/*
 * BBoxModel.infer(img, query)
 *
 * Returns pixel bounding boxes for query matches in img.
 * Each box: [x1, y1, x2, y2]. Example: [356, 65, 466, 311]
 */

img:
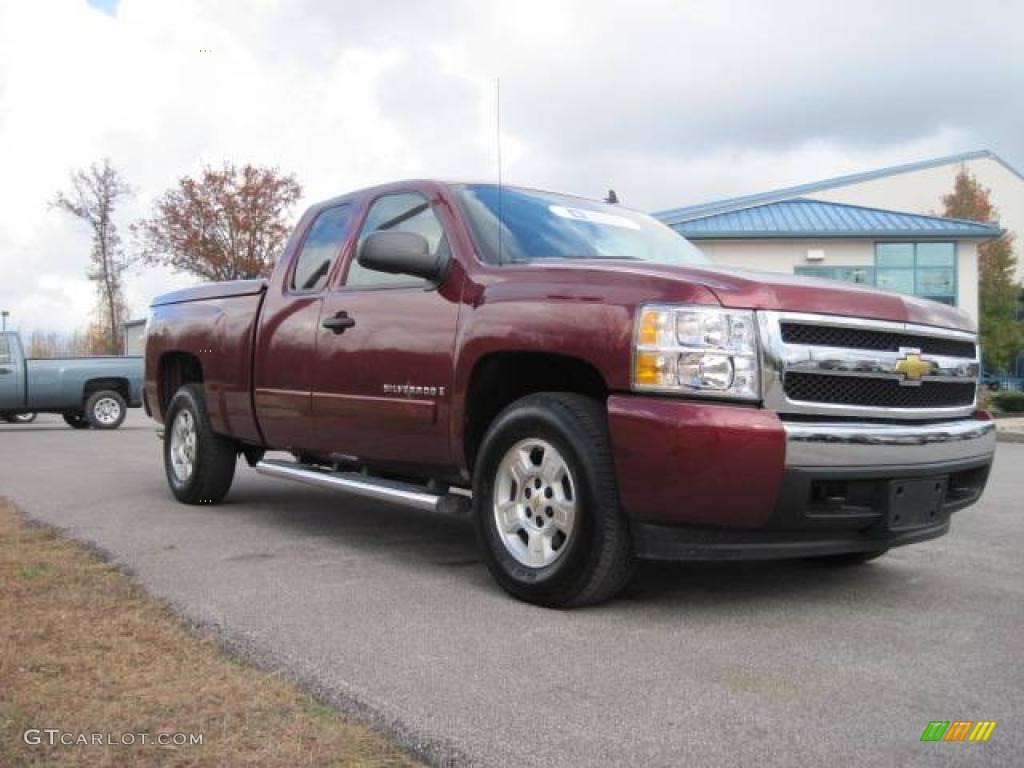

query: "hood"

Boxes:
[689, 265, 974, 332]
[533, 260, 974, 332]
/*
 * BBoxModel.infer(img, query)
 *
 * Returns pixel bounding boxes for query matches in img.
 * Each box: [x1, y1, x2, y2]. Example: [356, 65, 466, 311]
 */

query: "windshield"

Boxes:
[452, 184, 708, 267]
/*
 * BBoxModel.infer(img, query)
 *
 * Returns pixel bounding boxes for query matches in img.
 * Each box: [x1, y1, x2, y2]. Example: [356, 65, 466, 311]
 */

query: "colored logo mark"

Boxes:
[920, 720, 997, 742]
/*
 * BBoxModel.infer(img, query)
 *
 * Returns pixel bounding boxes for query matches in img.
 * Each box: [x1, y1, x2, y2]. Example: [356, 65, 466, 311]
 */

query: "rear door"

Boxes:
[311, 189, 464, 473]
[0, 335, 25, 410]
[253, 204, 355, 450]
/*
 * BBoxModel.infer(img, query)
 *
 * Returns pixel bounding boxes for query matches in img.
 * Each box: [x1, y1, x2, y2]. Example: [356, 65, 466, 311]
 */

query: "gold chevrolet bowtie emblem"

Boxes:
[894, 352, 933, 382]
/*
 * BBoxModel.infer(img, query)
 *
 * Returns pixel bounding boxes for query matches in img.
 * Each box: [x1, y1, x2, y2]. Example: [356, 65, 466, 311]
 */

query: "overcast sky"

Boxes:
[1, 0, 1021, 336]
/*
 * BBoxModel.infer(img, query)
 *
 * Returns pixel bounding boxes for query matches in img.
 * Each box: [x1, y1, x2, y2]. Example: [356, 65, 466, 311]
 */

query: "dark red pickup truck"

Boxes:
[145, 180, 996, 606]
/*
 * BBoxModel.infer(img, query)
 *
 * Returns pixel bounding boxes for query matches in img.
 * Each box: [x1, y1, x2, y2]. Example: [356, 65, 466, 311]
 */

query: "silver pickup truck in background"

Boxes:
[0, 331, 143, 429]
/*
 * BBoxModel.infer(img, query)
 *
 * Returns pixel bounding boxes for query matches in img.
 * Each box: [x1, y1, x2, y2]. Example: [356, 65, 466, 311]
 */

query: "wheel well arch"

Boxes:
[83, 377, 131, 405]
[462, 351, 609, 473]
[157, 352, 204, 417]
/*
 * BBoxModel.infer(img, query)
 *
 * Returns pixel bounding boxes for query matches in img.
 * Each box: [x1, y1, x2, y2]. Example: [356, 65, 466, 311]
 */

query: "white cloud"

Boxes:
[0, 0, 1020, 336]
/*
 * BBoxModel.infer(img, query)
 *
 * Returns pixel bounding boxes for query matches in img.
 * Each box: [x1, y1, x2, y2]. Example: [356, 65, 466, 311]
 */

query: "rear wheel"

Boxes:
[63, 412, 91, 429]
[473, 393, 635, 608]
[9, 412, 37, 424]
[85, 390, 126, 430]
[163, 384, 237, 505]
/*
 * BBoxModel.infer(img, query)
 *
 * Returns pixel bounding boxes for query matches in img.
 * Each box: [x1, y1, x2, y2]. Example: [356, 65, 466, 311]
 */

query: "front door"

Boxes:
[253, 203, 355, 450]
[0, 335, 24, 410]
[311, 190, 463, 474]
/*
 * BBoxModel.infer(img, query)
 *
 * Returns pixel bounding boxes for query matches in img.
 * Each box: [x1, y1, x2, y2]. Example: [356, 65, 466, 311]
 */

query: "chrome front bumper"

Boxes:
[783, 417, 996, 468]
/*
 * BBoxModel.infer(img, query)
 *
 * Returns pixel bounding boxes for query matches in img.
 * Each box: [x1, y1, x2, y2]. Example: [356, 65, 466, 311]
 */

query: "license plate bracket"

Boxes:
[887, 477, 947, 530]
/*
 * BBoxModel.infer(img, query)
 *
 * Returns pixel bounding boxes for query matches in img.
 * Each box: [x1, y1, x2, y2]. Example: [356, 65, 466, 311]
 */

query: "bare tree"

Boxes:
[134, 163, 302, 281]
[52, 159, 133, 355]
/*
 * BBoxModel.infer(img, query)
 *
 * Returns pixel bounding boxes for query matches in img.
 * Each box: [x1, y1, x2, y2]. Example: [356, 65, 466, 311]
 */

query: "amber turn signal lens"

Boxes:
[634, 352, 663, 385]
[637, 310, 663, 347]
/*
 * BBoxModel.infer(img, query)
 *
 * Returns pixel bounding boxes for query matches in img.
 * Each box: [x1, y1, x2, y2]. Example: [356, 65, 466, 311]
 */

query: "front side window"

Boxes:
[452, 184, 708, 267]
[290, 204, 353, 293]
[345, 192, 447, 288]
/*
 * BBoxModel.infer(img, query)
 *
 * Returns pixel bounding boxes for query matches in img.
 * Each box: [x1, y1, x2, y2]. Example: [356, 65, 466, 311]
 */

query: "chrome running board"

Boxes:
[255, 459, 470, 515]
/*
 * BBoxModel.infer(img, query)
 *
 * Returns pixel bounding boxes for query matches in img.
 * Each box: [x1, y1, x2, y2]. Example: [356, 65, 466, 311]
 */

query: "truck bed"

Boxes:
[25, 357, 143, 410]
[146, 280, 267, 444]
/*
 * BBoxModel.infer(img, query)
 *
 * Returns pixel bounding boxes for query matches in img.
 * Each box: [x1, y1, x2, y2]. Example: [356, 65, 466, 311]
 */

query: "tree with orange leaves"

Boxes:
[135, 163, 302, 282]
[942, 168, 1022, 373]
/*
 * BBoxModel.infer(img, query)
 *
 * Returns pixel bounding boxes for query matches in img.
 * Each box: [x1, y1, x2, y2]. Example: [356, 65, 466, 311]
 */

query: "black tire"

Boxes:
[806, 550, 887, 567]
[85, 390, 127, 430]
[1, 414, 15, 423]
[473, 392, 635, 608]
[11, 412, 37, 423]
[163, 384, 237, 505]
[63, 412, 91, 429]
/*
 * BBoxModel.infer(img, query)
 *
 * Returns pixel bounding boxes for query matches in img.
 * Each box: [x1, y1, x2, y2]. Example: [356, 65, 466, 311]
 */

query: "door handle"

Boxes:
[322, 311, 356, 334]
[0, 367, 11, 374]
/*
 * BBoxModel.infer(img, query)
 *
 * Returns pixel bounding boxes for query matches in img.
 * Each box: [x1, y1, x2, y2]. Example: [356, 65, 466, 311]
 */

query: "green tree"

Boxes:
[941, 168, 1022, 373]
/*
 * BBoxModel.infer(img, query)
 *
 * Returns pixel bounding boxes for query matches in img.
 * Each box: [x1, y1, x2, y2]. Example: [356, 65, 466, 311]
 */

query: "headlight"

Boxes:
[633, 305, 760, 400]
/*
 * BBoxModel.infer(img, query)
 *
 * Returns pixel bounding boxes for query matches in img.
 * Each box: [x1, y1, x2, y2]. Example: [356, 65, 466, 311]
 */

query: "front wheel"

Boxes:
[163, 384, 237, 505]
[473, 393, 635, 608]
[85, 390, 126, 430]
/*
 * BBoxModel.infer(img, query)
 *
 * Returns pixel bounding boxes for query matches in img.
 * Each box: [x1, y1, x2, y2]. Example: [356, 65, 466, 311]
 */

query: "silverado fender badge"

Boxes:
[383, 383, 446, 398]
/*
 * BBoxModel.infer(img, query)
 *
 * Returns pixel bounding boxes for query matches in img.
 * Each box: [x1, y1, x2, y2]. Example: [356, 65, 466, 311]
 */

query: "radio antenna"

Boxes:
[496, 77, 503, 266]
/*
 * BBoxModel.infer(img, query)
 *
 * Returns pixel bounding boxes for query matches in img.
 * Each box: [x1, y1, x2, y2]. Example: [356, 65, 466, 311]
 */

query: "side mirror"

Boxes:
[357, 231, 447, 283]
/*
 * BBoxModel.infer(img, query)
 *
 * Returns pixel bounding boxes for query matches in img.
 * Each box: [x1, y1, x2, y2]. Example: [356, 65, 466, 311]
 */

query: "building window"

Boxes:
[794, 265, 874, 285]
[875, 242, 956, 305]
[795, 243, 958, 306]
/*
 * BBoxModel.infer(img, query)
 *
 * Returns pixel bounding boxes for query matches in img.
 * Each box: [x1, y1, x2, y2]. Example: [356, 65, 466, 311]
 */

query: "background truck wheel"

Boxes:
[806, 550, 887, 566]
[163, 383, 237, 505]
[473, 392, 635, 608]
[85, 390, 126, 430]
[63, 412, 91, 429]
[4, 412, 37, 424]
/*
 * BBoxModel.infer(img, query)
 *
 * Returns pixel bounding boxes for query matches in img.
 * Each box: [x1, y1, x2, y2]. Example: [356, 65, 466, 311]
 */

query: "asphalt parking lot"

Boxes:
[1, 411, 1021, 767]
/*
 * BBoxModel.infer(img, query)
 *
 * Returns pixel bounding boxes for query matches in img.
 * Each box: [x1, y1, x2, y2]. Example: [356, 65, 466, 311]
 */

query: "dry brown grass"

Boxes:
[0, 502, 420, 767]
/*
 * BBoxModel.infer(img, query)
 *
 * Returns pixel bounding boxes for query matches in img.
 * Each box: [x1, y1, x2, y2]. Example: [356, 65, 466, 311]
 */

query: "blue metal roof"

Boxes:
[654, 149, 1022, 225]
[672, 198, 1003, 240]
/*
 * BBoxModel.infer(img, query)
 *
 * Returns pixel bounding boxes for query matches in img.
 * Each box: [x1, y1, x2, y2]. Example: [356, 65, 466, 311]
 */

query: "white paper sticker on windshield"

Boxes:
[549, 205, 641, 230]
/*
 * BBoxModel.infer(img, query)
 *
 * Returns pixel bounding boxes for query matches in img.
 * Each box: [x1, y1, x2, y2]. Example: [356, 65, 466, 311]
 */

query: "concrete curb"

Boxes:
[996, 431, 1024, 444]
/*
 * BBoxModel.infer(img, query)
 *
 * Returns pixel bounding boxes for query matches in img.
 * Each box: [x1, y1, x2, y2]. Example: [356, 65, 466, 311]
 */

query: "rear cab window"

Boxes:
[290, 204, 353, 293]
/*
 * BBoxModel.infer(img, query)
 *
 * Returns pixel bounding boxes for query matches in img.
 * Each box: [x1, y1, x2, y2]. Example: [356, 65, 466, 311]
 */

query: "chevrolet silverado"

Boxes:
[145, 181, 995, 606]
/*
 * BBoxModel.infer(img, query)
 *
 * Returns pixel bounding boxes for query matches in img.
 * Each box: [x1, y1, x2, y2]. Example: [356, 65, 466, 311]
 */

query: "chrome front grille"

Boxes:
[782, 373, 977, 409]
[779, 322, 977, 359]
[760, 311, 979, 420]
